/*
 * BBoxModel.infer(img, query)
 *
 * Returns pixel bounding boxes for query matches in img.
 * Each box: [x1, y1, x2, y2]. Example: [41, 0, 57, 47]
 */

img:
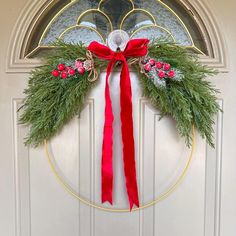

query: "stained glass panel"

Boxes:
[26, 0, 208, 57]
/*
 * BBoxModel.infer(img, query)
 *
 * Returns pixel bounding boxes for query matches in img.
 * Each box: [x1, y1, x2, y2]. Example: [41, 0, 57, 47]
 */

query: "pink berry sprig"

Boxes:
[51, 61, 86, 80]
[143, 58, 175, 80]
[75, 60, 86, 74]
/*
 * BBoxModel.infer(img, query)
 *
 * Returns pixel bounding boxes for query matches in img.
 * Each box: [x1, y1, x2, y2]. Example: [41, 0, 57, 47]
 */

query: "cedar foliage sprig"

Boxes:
[138, 41, 221, 147]
[19, 41, 106, 146]
[20, 40, 221, 148]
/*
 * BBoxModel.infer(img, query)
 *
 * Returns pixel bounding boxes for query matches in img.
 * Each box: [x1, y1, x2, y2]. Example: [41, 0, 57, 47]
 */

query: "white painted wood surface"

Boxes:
[0, 0, 236, 236]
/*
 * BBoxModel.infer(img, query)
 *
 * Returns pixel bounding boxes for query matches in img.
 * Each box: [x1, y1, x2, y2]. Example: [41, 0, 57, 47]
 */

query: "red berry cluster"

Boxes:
[143, 58, 175, 79]
[51, 61, 85, 79]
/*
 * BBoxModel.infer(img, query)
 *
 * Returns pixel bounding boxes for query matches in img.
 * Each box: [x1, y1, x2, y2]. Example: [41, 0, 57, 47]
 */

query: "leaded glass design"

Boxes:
[25, 0, 208, 58]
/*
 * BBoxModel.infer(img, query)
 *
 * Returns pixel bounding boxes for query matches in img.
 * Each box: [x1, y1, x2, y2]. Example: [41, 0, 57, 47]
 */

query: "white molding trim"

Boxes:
[6, 0, 228, 73]
[13, 99, 31, 236]
[6, 0, 50, 73]
[204, 100, 223, 236]
[182, 0, 229, 71]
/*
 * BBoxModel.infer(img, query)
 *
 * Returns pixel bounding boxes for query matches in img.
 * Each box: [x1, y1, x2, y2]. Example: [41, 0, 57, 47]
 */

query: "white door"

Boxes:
[1, 0, 235, 236]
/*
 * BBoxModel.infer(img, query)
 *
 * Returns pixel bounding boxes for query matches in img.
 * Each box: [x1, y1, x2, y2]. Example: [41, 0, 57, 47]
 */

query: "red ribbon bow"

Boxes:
[88, 39, 149, 210]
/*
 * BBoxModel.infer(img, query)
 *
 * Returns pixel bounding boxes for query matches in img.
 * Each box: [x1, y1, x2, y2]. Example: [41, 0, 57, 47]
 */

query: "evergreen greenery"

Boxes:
[20, 41, 220, 147]
[19, 41, 106, 146]
[138, 42, 220, 147]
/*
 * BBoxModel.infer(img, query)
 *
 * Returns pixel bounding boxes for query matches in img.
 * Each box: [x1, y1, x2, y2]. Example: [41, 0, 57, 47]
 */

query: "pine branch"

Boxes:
[139, 42, 220, 147]
[19, 41, 105, 146]
[20, 40, 221, 148]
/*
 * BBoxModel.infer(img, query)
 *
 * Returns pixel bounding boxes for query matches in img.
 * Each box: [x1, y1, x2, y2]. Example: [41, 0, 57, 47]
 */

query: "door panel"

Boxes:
[12, 72, 222, 236]
[0, 0, 235, 236]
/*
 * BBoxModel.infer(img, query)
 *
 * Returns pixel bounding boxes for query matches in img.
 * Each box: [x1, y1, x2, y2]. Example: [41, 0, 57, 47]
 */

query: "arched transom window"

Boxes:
[25, 0, 209, 58]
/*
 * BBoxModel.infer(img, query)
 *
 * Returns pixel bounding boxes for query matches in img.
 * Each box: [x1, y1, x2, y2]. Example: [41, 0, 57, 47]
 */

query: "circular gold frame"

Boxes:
[45, 126, 196, 212]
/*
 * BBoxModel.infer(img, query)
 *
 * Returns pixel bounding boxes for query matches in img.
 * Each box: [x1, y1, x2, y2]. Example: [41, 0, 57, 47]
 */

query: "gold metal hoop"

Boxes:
[45, 126, 196, 212]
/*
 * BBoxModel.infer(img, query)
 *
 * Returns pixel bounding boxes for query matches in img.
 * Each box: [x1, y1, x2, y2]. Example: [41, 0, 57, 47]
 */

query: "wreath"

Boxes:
[19, 38, 220, 210]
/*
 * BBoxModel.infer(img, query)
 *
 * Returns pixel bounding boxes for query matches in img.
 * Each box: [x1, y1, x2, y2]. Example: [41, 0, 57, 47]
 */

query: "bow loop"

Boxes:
[123, 39, 150, 58]
[88, 41, 113, 60]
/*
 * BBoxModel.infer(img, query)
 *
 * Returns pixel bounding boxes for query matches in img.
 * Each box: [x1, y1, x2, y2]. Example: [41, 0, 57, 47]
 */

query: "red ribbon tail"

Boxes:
[120, 63, 140, 211]
[101, 61, 115, 205]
